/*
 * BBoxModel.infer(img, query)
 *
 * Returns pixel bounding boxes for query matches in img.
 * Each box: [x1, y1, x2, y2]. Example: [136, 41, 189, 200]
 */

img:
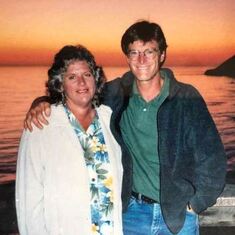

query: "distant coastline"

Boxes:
[205, 55, 235, 78]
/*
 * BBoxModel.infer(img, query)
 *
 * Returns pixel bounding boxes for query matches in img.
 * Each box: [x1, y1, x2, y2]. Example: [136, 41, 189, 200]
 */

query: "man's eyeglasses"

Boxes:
[127, 48, 159, 61]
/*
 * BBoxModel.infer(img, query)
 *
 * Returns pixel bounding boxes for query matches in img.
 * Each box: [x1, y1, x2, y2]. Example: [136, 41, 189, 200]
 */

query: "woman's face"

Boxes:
[63, 60, 96, 109]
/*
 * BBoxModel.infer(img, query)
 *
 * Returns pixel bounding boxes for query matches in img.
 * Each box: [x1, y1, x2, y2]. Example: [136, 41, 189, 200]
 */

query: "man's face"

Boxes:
[126, 40, 165, 82]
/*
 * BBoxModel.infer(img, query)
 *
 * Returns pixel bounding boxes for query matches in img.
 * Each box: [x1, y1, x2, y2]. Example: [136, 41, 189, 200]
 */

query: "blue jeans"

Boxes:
[123, 197, 199, 235]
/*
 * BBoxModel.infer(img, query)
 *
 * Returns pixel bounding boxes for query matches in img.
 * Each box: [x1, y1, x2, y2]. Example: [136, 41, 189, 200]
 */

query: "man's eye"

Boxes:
[130, 51, 138, 56]
[145, 50, 154, 55]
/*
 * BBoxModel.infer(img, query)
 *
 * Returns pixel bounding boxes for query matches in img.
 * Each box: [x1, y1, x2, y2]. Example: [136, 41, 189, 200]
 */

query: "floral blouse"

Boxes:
[64, 106, 114, 235]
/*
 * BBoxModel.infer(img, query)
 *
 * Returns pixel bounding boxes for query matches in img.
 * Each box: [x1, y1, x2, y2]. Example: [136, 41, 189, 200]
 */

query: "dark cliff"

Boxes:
[205, 55, 235, 78]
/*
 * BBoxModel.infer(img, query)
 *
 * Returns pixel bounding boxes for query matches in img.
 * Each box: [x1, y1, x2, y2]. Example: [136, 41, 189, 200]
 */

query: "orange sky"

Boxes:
[0, 0, 234, 66]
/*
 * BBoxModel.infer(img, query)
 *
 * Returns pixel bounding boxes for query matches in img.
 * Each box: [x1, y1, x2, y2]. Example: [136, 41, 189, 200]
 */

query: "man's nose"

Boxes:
[138, 52, 146, 63]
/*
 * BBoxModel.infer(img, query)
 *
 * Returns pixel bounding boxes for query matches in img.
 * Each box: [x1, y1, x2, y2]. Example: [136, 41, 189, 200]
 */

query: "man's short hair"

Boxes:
[121, 20, 168, 55]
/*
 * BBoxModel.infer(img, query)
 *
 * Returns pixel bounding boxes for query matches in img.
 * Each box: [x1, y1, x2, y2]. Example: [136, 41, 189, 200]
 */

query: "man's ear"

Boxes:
[126, 55, 131, 65]
[160, 51, 166, 63]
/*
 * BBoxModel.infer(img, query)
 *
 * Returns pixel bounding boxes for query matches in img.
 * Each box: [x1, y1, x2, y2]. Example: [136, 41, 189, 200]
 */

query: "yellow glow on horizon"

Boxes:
[0, 0, 234, 66]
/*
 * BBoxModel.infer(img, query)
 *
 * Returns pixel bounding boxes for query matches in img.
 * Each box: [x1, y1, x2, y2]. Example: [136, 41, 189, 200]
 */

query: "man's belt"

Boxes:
[131, 191, 158, 204]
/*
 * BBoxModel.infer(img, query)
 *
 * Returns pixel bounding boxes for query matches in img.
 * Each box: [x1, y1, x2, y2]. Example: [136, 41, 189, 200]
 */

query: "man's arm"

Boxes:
[189, 91, 227, 213]
[24, 96, 52, 131]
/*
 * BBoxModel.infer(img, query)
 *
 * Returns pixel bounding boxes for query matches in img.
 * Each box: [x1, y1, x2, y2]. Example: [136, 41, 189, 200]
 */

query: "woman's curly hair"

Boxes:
[46, 45, 106, 106]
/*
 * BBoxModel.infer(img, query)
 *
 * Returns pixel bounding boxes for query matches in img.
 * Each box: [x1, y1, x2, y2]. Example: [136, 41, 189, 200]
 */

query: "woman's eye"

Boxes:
[84, 72, 92, 78]
[68, 75, 76, 80]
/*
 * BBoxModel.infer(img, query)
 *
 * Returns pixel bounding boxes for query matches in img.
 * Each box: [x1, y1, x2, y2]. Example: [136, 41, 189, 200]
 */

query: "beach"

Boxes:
[0, 181, 18, 234]
[1, 171, 235, 234]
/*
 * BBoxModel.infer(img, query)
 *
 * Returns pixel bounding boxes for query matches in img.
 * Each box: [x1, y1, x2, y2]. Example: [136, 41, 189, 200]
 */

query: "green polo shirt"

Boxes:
[120, 74, 169, 202]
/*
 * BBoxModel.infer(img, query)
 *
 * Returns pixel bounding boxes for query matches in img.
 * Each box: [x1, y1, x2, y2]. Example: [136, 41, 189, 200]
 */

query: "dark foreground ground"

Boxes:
[0, 181, 18, 235]
[1, 171, 235, 235]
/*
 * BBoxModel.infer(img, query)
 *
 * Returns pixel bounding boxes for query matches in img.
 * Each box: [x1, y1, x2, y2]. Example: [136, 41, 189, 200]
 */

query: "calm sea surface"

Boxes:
[0, 66, 235, 184]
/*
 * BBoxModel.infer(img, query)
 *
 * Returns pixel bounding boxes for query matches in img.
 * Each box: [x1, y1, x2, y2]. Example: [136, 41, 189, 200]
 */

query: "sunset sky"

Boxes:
[0, 0, 234, 66]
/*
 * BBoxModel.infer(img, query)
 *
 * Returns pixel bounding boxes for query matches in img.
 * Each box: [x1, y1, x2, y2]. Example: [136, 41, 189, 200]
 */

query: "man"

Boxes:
[24, 21, 226, 234]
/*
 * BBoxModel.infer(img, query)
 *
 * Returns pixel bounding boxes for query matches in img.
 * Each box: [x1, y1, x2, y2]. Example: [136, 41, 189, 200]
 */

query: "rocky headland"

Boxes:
[205, 55, 235, 78]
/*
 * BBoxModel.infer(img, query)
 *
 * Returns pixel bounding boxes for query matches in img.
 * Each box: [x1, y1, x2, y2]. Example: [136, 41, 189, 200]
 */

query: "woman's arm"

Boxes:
[16, 131, 48, 234]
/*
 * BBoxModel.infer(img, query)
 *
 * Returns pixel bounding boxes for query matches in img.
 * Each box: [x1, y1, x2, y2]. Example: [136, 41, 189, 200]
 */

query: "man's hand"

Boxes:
[24, 102, 51, 132]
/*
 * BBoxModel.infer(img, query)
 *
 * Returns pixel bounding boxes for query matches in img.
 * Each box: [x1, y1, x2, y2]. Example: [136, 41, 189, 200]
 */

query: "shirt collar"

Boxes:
[131, 71, 170, 100]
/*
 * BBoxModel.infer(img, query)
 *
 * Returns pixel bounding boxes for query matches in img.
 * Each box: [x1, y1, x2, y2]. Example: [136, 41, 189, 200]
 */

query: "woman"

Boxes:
[15, 45, 123, 235]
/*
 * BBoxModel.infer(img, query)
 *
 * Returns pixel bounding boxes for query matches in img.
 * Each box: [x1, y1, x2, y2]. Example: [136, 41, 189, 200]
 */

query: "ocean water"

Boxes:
[0, 65, 235, 184]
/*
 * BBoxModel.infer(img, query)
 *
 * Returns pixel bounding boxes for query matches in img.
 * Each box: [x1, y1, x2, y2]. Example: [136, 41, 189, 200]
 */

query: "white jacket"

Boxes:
[16, 104, 123, 235]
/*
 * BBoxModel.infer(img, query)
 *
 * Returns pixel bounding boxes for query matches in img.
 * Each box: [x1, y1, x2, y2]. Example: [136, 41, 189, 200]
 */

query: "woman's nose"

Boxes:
[76, 76, 85, 84]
